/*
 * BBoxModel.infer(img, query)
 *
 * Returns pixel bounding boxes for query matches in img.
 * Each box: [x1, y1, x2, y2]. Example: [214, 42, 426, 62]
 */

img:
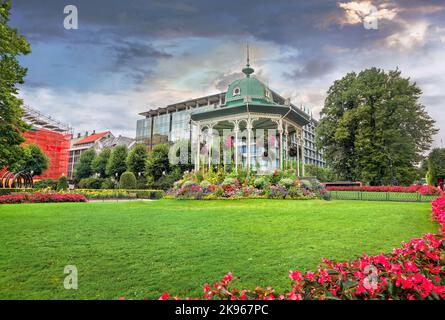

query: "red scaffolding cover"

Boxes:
[22, 128, 72, 180]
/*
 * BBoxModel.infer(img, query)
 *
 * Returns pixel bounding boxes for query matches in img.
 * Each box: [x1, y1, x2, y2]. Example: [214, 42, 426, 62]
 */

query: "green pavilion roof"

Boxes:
[190, 54, 310, 127]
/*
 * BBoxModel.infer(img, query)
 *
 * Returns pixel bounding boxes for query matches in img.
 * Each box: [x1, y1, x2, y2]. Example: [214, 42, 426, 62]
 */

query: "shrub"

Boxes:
[278, 178, 294, 189]
[253, 177, 267, 189]
[101, 178, 116, 189]
[56, 176, 69, 191]
[78, 177, 104, 189]
[0, 188, 34, 196]
[119, 172, 137, 189]
[34, 179, 58, 190]
[300, 180, 313, 189]
[287, 187, 303, 199]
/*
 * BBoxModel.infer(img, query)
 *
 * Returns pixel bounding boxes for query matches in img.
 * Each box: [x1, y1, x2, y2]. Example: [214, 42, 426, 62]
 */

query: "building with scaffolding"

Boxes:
[22, 105, 72, 180]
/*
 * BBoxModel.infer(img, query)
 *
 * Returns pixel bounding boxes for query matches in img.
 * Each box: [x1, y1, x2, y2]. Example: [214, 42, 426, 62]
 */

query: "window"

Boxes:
[233, 87, 241, 96]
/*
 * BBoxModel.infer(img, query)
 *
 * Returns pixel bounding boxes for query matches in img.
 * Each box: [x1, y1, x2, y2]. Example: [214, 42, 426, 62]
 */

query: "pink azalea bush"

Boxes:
[157, 197, 445, 300]
[0, 193, 87, 204]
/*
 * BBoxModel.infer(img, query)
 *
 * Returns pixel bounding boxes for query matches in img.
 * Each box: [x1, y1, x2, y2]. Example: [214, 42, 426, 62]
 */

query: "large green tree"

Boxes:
[126, 144, 148, 176]
[74, 149, 96, 182]
[0, 0, 31, 168]
[91, 147, 111, 178]
[316, 68, 437, 185]
[106, 145, 128, 179]
[10, 144, 49, 176]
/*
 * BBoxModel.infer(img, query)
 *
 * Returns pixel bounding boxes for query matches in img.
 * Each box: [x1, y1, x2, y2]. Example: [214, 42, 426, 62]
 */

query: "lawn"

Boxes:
[0, 199, 437, 299]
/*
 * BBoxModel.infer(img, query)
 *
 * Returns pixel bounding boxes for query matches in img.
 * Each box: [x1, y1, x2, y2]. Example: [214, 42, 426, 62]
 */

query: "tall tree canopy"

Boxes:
[126, 144, 148, 176]
[316, 68, 437, 185]
[92, 147, 111, 178]
[74, 149, 96, 182]
[0, 0, 31, 168]
[106, 145, 128, 179]
[10, 144, 49, 176]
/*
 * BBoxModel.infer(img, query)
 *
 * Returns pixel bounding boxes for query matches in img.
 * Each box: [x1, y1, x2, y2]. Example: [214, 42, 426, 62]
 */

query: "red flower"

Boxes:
[159, 292, 170, 300]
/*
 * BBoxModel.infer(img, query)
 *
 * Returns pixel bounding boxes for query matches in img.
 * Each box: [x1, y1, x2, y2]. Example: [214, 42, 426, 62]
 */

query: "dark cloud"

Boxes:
[284, 59, 335, 80]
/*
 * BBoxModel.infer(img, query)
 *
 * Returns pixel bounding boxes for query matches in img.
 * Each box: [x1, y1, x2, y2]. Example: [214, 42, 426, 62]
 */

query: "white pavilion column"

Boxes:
[284, 123, 289, 170]
[195, 122, 201, 172]
[246, 119, 253, 172]
[296, 132, 300, 177]
[233, 121, 239, 173]
[278, 121, 283, 170]
[208, 125, 213, 171]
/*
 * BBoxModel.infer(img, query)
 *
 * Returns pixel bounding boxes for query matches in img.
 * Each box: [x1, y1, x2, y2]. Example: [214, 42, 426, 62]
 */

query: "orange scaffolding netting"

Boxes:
[23, 128, 72, 180]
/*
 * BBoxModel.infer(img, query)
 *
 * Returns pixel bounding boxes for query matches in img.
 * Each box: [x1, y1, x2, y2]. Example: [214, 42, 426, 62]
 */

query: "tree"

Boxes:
[126, 144, 148, 176]
[92, 147, 111, 178]
[119, 171, 137, 189]
[10, 144, 49, 176]
[74, 149, 95, 182]
[426, 148, 445, 185]
[56, 176, 69, 190]
[304, 164, 336, 182]
[145, 144, 170, 182]
[0, 0, 31, 168]
[106, 145, 128, 179]
[316, 68, 437, 185]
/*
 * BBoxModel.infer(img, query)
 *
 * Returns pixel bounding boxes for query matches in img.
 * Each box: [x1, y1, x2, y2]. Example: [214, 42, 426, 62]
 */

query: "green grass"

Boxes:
[0, 199, 437, 299]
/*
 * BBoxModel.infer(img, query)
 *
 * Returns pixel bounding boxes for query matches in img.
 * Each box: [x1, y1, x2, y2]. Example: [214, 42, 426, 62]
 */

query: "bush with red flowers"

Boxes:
[326, 184, 440, 196]
[156, 196, 445, 300]
[0, 193, 87, 204]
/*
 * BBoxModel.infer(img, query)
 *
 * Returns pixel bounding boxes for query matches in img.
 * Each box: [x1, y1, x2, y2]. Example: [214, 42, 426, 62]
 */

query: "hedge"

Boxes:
[73, 189, 165, 200]
[0, 188, 34, 196]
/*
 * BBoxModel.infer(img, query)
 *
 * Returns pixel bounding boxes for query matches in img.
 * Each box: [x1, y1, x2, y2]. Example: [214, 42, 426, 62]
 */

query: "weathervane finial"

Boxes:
[246, 43, 250, 66]
[242, 43, 254, 77]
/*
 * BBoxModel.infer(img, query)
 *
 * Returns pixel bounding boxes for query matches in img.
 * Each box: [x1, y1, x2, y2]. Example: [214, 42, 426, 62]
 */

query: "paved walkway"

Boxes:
[88, 199, 157, 203]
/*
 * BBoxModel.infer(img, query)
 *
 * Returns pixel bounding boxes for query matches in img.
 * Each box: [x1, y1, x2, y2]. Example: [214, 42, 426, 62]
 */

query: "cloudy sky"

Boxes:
[10, 0, 445, 146]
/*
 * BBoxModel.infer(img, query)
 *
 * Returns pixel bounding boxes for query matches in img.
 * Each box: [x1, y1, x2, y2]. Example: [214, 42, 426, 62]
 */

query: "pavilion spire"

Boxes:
[242, 43, 254, 77]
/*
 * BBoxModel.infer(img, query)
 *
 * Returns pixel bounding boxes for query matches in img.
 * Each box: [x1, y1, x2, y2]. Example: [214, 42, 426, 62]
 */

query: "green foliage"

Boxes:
[78, 177, 104, 189]
[153, 167, 183, 191]
[0, 0, 31, 169]
[0, 188, 33, 195]
[119, 171, 137, 189]
[101, 178, 116, 189]
[126, 144, 148, 175]
[33, 179, 57, 190]
[253, 177, 268, 189]
[426, 148, 445, 185]
[317, 68, 437, 185]
[91, 148, 111, 178]
[106, 146, 128, 179]
[278, 178, 294, 189]
[10, 144, 49, 176]
[56, 176, 69, 191]
[145, 144, 170, 181]
[304, 164, 336, 182]
[74, 149, 96, 182]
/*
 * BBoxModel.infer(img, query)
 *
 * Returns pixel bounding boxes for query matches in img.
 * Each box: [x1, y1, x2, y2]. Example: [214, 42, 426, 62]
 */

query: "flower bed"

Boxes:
[0, 193, 87, 204]
[168, 170, 328, 200]
[326, 184, 441, 196]
[156, 197, 445, 300]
